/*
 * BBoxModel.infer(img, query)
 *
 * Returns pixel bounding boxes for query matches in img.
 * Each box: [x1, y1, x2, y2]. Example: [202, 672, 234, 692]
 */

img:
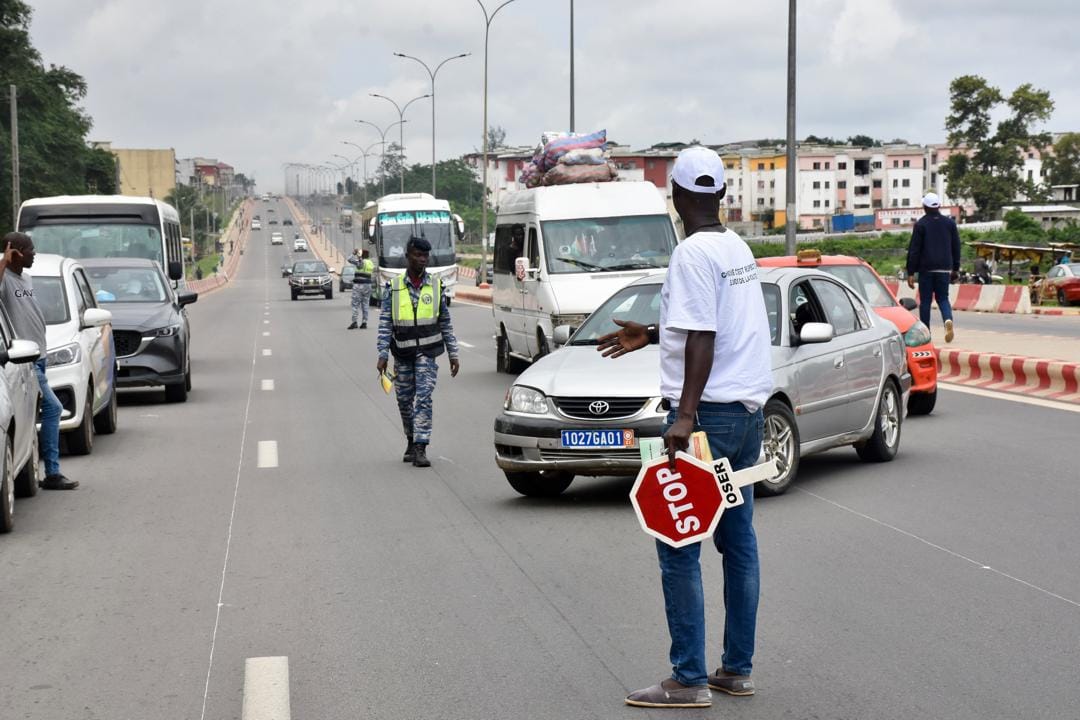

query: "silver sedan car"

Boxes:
[493, 267, 910, 497]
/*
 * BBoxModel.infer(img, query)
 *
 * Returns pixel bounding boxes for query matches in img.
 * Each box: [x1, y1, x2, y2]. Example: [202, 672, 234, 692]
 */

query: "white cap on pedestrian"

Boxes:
[922, 192, 941, 208]
[671, 146, 726, 194]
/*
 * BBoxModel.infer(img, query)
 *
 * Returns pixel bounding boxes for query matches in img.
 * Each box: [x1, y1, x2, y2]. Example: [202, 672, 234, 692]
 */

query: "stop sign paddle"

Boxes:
[630, 451, 778, 548]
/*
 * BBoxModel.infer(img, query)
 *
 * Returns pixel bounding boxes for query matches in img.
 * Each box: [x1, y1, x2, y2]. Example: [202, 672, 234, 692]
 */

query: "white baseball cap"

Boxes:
[921, 192, 941, 208]
[671, 146, 726, 194]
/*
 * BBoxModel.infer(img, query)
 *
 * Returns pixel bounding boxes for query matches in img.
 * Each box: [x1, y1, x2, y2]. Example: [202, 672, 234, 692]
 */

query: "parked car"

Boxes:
[1037, 262, 1080, 306]
[293, 238, 308, 252]
[82, 259, 197, 403]
[493, 268, 910, 497]
[339, 264, 356, 291]
[0, 305, 45, 533]
[270, 232, 284, 246]
[34, 254, 117, 456]
[758, 251, 938, 415]
[289, 260, 333, 300]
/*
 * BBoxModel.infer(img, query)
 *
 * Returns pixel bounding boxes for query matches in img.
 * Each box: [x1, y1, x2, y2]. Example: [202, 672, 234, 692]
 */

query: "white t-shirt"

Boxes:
[659, 228, 773, 410]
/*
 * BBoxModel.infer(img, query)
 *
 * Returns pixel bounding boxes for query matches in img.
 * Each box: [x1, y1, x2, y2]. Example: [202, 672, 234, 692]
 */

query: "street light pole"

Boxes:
[355, 119, 407, 198]
[343, 140, 381, 205]
[477, 0, 520, 285]
[785, 0, 797, 255]
[394, 51, 471, 196]
[370, 93, 431, 193]
[569, 0, 575, 132]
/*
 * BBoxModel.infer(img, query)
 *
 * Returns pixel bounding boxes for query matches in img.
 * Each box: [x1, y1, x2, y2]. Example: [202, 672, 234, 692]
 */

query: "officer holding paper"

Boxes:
[597, 147, 773, 709]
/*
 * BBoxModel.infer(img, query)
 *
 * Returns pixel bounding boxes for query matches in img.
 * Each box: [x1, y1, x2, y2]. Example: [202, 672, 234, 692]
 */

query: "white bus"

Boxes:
[17, 195, 185, 283]
[359, 193, 464, 302]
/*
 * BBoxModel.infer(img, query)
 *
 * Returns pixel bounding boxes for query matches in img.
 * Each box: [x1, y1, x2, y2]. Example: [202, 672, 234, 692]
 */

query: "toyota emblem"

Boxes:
[588, 400, 610, 416]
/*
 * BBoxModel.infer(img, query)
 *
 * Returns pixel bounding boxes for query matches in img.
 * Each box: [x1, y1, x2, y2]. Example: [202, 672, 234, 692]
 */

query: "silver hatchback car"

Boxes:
[493, 267, 910, 497]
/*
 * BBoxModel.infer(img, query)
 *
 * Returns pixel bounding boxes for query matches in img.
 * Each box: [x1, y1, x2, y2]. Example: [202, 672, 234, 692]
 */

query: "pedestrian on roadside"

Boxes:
[376, 237, 460, 468]
[596, 147, 772, 709]
[0, 233, 77, 490]
[906, 192, 960, 343]
[347, 249, 374, 329]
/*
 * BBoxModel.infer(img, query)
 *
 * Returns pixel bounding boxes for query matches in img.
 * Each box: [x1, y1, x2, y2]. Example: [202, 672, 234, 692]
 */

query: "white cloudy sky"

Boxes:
[28, 0, 1079, 192]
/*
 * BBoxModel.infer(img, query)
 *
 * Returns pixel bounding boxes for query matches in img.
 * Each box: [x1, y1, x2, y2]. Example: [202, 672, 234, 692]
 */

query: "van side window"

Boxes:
[493, 223, 525, 274]
[527, 227, 539, 269]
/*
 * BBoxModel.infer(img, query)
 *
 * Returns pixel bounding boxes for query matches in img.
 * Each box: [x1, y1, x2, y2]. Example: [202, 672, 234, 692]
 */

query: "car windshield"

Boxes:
[541, 215, 676, 274]
[570, 283, 662, 345]
[817, 264, 895, 308]
[378, 211, 454, 268]
[33, 276, 70, 325]
[294, 262, 327, 273]
[84, 266, 169, 303]
[24, 223, 163, 262]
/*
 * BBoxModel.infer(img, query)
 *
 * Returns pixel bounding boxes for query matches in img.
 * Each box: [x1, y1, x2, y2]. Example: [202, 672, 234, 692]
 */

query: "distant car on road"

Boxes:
[289, 260, 333, 301]
[281, 262, 292, 278]
[0, 304, 45, 532]
[1037, 262, 1080, 306]
[758, 250, 938, 415]
[269, 219, 279, 225]
[494, 268, 910, 497]
[282, 218, 293, 226]
[34, 254, 118, 456]
[475, 262, 494, 286]
[339, 264, 356, 291]
[270, 232, 284, 246]
[251, 219, 262, 231]
[82, 258, 198, 403]
[293, 238, 308, 252]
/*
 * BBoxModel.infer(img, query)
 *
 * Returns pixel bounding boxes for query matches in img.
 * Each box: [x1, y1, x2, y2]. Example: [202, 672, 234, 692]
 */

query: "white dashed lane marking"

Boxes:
[263, 331, 270, 337]
[264, 320, 270, 325]
[262, 349, 272, 357]
[257, 441, 279, 469]
[242, 656, 291, 720]
[261, 379, 274, 391]
[458, 340, 475, 348]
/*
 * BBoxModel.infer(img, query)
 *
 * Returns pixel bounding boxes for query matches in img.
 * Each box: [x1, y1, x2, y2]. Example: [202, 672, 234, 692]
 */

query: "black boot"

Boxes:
[402, 439, 416, 463]
[413, 444, 431, 468]
[347, 321, 358, 329]
[359, 322, 367, 329]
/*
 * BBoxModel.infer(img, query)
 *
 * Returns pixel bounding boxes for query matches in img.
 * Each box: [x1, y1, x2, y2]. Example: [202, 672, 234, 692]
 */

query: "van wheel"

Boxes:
[66, 386, 95, 456]
[1, 437, 14, 533]
[758, 399, 800, 496]
[94, 382, 118, 435]
[505, 470, 574, 497]
[14, 428, 39, 497]
[536, 332, 551, 359]
[497, 330, 525, 374]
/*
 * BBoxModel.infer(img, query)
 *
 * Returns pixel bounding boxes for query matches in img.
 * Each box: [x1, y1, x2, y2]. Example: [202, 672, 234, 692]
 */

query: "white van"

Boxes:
[492, 181, 677, 372]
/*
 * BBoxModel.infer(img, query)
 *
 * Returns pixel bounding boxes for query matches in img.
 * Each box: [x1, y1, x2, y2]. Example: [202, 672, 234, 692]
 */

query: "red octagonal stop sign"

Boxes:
[630, 452, 726, 548]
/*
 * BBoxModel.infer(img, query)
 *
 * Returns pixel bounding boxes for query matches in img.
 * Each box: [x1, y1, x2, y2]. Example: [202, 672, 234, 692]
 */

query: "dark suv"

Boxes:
[290, 260, 333, 300]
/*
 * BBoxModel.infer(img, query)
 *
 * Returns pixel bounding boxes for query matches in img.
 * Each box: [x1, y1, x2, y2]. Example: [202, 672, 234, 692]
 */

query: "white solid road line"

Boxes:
[257, 441, 279, 468]
[940, 382, 1080, 414]
[242, 656, 291, 720]
[262, 349, 272, 357]
[261, 379, 275, 391]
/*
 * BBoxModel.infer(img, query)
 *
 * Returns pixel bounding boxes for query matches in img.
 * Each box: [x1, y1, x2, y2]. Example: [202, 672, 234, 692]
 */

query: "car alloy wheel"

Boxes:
[758, 399, 800, 496]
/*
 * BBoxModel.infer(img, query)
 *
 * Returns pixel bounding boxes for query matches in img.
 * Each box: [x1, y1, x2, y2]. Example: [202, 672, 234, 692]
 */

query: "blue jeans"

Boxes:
[35, 359, 62, 477]
[656, 401, 764, 685]
[918, 272, 953, 327]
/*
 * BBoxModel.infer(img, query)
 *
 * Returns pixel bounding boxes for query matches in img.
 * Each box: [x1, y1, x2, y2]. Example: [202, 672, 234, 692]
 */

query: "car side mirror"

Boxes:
[177, 290, 198, 307]
[553, 325, 574, 346]
[368, 219, 376, 238]
[81, 307, 112, 329]
[899, 297, 917, 312]
[1, 339, 40, 365]
[284, 268, 293, 276]
[453, 213, 465, 238]
[799, 322, 835, 344]
[168, 261, 183, 281]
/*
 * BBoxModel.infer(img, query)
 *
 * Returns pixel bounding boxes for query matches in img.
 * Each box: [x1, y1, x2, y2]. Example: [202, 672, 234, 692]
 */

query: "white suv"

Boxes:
[270, 232, 284, 245]
[0, 305, 45, 533]
[293, 237, 308, 252]
[34, 254, 117, 456]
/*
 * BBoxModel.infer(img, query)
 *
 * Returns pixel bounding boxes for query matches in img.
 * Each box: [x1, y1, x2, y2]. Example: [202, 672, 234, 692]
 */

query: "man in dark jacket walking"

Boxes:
[906, 192, 960, 343]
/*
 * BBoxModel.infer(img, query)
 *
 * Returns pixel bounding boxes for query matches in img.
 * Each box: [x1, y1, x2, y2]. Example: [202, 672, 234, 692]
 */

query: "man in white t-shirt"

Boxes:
[598, 146, 772, 709]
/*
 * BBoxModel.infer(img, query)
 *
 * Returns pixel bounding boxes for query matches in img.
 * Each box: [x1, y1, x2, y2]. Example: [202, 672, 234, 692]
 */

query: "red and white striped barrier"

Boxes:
[884, 280, 1031, 314]
[458, 264, 477, 280]
[937, 348, 1080, 404]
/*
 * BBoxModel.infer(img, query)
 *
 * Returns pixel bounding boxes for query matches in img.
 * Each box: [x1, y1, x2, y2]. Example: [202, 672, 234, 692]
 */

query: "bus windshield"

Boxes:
[540, 215, 677, 274]
[377, 211, 454, 268]
[24, 223, 164, 263]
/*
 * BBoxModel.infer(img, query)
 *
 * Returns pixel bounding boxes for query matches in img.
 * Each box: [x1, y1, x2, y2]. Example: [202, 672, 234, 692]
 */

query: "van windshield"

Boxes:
[540, 215, 676, 274]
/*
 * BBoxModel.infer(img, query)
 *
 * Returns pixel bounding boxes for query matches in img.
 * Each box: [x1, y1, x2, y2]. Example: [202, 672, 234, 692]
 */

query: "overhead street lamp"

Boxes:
[785, 0, 798, 256]
[355, 118, 407, 197]
[393, 51, 471, 196]
[342, 140, 381, 204]
[476, 0, 521, 285]
[369, 92, 431, 193]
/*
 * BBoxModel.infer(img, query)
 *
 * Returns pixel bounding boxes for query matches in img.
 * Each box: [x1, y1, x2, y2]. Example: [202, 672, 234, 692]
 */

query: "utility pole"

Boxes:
[10, 85, 20, 228]
[784, 0, 797, 255]
[569, 0, 575, 132]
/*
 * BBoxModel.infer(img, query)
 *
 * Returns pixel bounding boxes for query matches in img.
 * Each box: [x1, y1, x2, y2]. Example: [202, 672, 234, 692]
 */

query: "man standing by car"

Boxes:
[376, 238, 460, 468]
[0, 233, 76, 490]
[597, 147, 772, 709]
[906, 192, 960, 343]
[347, 249, 374, 329]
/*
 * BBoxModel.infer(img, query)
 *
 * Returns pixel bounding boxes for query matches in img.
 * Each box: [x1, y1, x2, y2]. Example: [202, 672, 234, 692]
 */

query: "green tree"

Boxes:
[1043, 132, 1080, 188]
[846, 134, 881, 147]
[1002, 208, 1044, 244]
[943, 75, 1054, 220]
[486, 124, 507, 150]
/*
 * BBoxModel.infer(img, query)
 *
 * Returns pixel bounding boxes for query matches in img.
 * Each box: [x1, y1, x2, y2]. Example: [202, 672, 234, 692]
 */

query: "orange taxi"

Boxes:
[758, 250, 938, 415]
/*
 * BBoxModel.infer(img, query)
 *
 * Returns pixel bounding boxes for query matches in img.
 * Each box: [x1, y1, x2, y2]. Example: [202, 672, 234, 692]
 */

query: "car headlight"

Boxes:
[149, 324, 182, 338]
[504, 385, 550, 414]
[46, 342, 81, 367]
[903, 321, 932, 347]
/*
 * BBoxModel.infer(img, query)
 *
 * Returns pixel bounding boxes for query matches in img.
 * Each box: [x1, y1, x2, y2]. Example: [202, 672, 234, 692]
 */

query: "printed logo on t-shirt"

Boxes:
[721, 262, 758, 286]
[13, 288, 33, 298]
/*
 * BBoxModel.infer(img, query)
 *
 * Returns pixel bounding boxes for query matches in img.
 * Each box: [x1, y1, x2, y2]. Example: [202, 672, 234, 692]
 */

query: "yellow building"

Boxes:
[96, 143, 176, 199]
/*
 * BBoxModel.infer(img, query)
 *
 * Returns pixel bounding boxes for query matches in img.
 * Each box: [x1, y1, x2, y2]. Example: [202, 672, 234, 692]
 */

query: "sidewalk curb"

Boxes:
[1032, 306, 1080, 316]
[937, 348, 1080, 404]
[186, 199, 254, 297]
[453, 288, 493, 304]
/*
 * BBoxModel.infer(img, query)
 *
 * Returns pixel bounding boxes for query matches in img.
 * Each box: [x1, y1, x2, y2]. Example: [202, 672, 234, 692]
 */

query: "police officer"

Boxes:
[376, 237, 460, 468]
[347, 248, 374, 329]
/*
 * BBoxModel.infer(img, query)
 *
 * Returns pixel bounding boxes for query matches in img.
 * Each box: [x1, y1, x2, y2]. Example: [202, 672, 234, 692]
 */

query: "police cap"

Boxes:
[407, 237, 432, 253]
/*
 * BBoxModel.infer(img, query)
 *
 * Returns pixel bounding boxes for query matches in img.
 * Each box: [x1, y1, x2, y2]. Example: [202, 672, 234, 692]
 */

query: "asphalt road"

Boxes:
[2, 198, 1078, 720]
